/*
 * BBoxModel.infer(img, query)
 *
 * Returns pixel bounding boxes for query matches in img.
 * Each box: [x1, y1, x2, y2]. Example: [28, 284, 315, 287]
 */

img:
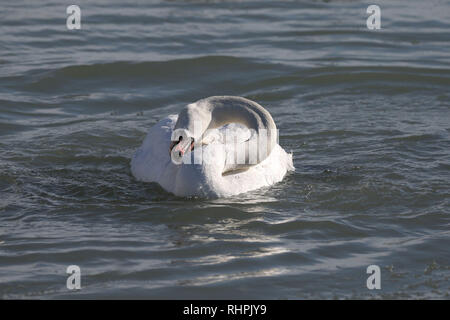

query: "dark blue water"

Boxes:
[0, 0, 449, 299]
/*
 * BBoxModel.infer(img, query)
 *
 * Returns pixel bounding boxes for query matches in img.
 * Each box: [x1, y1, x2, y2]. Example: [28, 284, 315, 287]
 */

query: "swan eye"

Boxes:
[179, 136, 183, 141]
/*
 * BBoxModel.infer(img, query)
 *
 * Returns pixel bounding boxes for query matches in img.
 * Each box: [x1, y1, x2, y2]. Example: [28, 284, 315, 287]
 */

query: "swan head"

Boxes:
[169, 101, 212, 157]
[169, 135, 194, 158]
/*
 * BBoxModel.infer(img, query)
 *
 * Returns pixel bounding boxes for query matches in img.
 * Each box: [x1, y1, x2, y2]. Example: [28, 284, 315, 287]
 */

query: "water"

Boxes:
[1, 0, 449, 299]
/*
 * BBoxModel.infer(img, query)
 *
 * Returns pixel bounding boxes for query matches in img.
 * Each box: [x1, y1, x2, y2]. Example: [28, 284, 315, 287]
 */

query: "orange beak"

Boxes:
[169, 138, 195, 158]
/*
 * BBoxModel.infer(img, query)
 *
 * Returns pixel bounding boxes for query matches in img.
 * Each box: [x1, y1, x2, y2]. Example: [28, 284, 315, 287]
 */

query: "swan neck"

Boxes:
[205, 96, 278, 164]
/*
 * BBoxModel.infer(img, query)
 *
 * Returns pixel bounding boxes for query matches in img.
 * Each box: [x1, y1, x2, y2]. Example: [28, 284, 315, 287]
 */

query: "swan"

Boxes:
[131, 96, 294, 197]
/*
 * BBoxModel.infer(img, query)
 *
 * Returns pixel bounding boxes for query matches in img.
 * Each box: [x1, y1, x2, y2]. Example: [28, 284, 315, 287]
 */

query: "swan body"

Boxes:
[131, 96, 294, 198]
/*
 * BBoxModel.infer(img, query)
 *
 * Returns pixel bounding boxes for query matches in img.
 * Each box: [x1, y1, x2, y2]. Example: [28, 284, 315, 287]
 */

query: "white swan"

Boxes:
[131, 96, 294, 198]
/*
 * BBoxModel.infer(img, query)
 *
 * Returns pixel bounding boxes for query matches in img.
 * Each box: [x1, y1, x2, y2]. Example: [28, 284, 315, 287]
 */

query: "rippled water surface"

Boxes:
[1, 0, 449, 299]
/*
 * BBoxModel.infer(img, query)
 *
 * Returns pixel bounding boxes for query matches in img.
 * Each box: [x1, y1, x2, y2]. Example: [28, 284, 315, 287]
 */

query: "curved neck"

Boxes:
[207, 96, 276, 133]
[188, 96, 278, 166]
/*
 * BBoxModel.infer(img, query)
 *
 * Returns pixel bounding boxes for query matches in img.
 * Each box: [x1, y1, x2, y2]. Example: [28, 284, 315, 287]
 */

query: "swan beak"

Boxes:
[174, 142, 187, 156]
[169, 138, 195, 158]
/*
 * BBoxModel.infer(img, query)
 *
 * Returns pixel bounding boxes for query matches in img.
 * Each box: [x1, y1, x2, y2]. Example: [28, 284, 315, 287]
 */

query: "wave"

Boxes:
[8, 57, 449, 97]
